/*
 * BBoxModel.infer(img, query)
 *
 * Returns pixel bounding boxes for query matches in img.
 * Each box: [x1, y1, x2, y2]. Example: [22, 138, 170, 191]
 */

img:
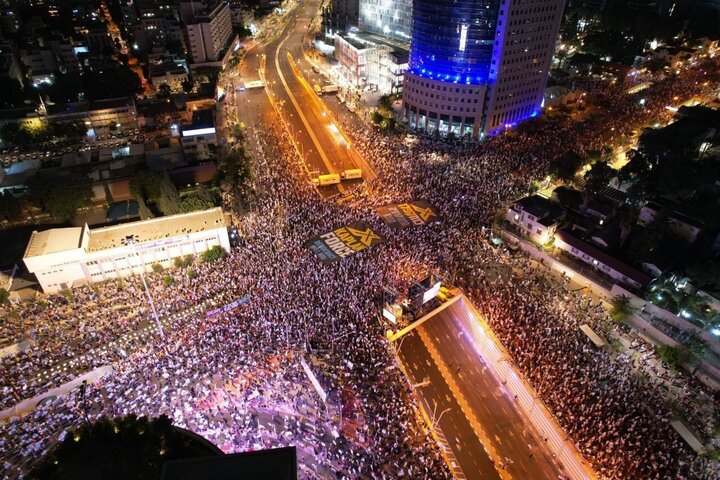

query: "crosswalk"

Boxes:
[434, 428, 468, 480]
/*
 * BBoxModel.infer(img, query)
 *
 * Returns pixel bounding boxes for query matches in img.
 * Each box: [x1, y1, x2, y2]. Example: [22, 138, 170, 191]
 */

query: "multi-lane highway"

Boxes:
[230, 0, 372, 197]
[398, 306, 566, 480]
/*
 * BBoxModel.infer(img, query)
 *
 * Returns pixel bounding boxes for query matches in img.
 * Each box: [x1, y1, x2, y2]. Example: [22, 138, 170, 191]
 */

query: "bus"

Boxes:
[244, 80, 265, 89]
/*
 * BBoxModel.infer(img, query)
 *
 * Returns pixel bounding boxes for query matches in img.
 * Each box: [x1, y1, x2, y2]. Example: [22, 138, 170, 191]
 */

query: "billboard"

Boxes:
[376, 200, 439, 229]
[305, 221, 384, 263]
[422, 281, 442, 305]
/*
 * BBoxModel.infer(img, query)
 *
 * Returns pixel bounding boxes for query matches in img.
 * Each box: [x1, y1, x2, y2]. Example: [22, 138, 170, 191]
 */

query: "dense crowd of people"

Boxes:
[1, 53, 718, 480]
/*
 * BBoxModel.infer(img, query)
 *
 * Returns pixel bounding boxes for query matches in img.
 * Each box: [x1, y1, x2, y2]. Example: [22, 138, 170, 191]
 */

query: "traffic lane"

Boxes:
[277, 49, 364, 174]
[270, 0, 363, 175]
[399, 332, 501, 480]
[272, 38, 352, 174]
[263, 70, 333, 177]
[421, 312, 562, 480]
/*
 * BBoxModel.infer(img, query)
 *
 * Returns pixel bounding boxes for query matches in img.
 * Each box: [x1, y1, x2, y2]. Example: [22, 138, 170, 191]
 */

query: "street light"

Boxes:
[124, 235, 164, 338]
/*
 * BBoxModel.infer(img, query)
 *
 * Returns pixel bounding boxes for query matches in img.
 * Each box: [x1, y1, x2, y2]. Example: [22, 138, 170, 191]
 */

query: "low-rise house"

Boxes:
[590, 222, 621, 249]
[507, 195, 565, 245]
[651, 46, 694, 68]
[149, 60, 188, 91]
[180, 109, 217, 161]
[639, 198, 704, 243]
[23, 208, 230, 292]
[554, 229, 652, 289]
[543, 86, 580, 107]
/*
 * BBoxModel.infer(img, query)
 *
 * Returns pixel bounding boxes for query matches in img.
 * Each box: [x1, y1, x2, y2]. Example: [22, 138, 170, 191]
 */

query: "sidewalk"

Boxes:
[455, 297, 596, 480]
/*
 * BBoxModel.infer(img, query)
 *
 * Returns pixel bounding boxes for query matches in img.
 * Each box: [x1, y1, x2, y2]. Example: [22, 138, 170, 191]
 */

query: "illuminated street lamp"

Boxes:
[123, 235, 164, 338]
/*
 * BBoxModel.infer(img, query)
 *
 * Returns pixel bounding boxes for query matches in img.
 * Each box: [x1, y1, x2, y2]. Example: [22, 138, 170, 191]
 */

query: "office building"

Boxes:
[23, 208, 230, 293]
[181, 0, 234, 64]
[334, 31, 408, 93]
[358, 0, 413, 41]
[402, 0, 565, 138]
[325, 0, 360, 33]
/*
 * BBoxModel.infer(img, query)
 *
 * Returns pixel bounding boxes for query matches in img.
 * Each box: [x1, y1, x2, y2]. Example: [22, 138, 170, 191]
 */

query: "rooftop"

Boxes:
[514, 195, 565, 225]
[161, 446, 297, 480]
[46, 97, 135, 117]
[87, 207, 226, 252]
[24, 227, 83, 258]
[182, 109, 215, 131]
[555, 229, 652, 286]
[337, 30, 409, 58]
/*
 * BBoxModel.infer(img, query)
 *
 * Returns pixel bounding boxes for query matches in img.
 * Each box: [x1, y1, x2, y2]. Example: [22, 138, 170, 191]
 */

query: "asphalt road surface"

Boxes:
[398, 308, 564, 480]
[232, 0, 370, 197]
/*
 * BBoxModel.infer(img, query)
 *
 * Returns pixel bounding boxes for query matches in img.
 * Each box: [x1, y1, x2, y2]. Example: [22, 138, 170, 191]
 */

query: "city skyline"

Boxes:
[0, 0, 719, 479]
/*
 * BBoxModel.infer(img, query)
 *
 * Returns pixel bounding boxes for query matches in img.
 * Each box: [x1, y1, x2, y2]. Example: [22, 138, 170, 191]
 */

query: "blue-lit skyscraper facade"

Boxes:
[402, 0, 566, 138]
[408, 0, 500, 84]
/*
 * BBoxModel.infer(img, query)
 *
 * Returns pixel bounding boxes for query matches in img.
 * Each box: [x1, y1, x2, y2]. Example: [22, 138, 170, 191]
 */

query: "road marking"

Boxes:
[272, 32, 338, 180]
[418, 327, 511, 480]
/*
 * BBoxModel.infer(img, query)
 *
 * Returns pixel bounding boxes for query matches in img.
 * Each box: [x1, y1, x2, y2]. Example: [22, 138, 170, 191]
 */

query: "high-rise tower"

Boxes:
[402, 0, 565, 138]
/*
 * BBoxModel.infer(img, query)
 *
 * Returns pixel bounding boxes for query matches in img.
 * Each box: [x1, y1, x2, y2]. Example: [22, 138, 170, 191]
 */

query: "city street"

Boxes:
[231, 0, 370, 197]
[398, 307, 566, 480]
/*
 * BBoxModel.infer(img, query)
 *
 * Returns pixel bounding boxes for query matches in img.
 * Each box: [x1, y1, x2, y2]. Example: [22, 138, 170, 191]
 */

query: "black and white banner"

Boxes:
[376, 200, 439, 229]
[304, 221, 385, 264]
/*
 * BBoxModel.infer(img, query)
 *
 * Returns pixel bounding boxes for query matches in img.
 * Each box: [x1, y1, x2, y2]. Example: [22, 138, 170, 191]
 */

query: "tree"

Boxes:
[29, 414, 219, 480]
[656, 344, 692, 371]
[26, 173, 93, 219]
[618, 149, 651, 184]
[151, 263, 164, 273]
[0, 192, 24, 223]
[0, 288, 10, 305]
[549, 151, 583, 182]
[162, 274, 174, 286]
[201, 246, 226, 263]
[584, 161, 613, 196]
[686, 260, 720, 291]
[178, 193, 215, 213]
[378, 94, 395, 113]
[609, 295, 633, 324]
[370, 111, 384, 124]
[156, 83, 172, 99]
[616, 204, 638, 247]
[628, 218, 678, 265]
[130, 170, 164, 202]
[0, 77, 28, 108]
[181, 78, 195, 94]
[82, 63, 142, 100]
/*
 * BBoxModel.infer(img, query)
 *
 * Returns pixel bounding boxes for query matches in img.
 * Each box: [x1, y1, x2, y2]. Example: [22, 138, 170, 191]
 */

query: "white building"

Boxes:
[149, 60, 189, 91]
[506, 195, 565, 245]
[554, 229, 652, 289]
[23, 208, 230, 293]
[482, 0, 566, 134]
[334, 31, 409, 93]
[182, 0, 235, 64]
[358, 0, 413, 41]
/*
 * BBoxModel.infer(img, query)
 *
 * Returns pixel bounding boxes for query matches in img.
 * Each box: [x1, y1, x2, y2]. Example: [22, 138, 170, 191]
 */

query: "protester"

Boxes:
[0, 59, 717, 480]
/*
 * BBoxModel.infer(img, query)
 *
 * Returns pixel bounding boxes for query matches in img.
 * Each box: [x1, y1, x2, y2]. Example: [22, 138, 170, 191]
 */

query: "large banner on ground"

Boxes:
[376, 200, 439, 229]
[305, 222, 384, 263]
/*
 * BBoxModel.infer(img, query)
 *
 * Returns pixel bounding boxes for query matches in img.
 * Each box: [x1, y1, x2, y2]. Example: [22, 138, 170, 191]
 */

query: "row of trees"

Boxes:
[219, 123, 254, 215]
[0, 120, 86, 148]
[129, 170, 219, 217]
